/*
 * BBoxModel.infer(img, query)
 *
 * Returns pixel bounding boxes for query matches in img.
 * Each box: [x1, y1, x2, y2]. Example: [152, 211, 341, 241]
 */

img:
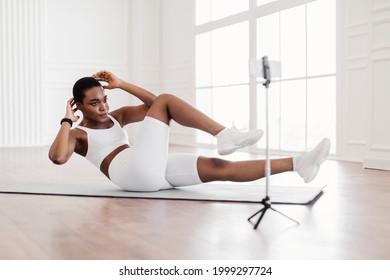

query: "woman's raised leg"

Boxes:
[146, 93, 263, 155]
[146, 93, 224, 135]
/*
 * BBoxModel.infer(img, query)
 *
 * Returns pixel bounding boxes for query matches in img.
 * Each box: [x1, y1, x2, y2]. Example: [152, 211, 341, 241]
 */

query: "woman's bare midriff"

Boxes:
[100, 144, 130, 178]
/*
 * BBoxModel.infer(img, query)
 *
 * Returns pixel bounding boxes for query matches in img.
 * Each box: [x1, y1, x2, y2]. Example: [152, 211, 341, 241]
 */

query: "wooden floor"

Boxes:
[1, 146, 390, 260]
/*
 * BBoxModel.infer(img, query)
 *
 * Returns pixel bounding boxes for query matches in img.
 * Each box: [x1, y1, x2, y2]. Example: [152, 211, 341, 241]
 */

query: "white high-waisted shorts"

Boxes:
[108, 116, 203, 192]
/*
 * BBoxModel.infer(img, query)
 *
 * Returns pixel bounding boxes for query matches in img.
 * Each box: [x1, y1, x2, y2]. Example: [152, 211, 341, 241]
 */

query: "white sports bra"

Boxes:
[76, 115, 130, 168]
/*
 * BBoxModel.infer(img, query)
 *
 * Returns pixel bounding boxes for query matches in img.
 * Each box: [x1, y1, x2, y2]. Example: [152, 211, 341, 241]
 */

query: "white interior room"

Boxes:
[1, 0, 390, 261]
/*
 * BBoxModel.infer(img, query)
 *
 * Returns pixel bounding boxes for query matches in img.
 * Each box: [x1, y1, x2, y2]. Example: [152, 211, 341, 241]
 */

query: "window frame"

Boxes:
[195, 0, 336, 154]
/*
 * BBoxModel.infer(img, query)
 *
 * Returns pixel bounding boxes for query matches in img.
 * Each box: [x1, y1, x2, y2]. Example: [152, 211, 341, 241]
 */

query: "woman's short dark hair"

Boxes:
[73, 77, 102, 103]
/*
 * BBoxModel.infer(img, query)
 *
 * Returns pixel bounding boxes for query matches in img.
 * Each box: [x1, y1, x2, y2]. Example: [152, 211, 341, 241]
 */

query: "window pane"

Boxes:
[257, 82, 281, 150]
[213, 85, 249, 129]
[257, 13, 280, 62]
[307, 77, 336, 153]
[196, 86, 250, 145]
[196, 0, 212, 25]
[212, 22, 249, 86]
[196, 32, 212, 87]
[196, 0, 248, 25]
[280, 5, 306, 79]
[212, 0, 248, 21]
[195, 1, 336, 154]
[196, 88, 214, 144]
[280, 80, 306, 151]
[307, 0, 336, 76]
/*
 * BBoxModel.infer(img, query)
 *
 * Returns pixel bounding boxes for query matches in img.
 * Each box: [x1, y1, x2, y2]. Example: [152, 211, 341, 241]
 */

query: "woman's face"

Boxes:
[77, 86, 110, 122]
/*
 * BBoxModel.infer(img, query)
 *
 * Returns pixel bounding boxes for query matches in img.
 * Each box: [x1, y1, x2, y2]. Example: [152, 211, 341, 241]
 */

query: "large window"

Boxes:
[196, 0, 336, 153]
[196, 21, 250, 144]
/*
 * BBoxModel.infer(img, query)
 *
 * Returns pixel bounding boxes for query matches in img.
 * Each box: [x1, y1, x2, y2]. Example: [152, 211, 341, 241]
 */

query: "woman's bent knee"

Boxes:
[155, 93, 175, 104]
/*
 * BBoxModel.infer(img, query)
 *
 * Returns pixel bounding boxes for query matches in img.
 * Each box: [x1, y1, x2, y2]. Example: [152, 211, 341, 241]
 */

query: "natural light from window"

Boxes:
[195, 0, 336, 154]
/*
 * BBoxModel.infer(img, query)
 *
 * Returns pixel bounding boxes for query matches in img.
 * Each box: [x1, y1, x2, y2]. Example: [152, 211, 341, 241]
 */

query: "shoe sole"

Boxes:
[237, 130, 264, 146]
[315, 138, 331, 167]
[304, 138, 331, 183]
[218, 131, 264, 156]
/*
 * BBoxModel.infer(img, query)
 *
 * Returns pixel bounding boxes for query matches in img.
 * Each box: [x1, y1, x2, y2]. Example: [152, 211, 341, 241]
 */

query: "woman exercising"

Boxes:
[49, 71, 330, 192]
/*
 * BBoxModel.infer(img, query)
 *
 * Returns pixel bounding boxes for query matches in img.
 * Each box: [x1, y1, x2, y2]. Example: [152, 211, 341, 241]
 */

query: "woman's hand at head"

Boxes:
[65, 97, 80, 122]
[91, 70, 122, 90]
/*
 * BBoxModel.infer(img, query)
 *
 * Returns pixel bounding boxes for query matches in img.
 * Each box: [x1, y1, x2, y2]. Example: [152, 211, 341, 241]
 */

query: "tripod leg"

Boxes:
[248, 207, 265, 221]
[269, 207, 300, 225]
[248, 197, 271, 221]
[253, 208, 268, 229]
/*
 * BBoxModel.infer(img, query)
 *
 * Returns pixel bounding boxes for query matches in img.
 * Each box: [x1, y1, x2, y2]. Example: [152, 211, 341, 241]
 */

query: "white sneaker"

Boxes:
[294, 138, 331, 183]
[216, 127, 264, 156]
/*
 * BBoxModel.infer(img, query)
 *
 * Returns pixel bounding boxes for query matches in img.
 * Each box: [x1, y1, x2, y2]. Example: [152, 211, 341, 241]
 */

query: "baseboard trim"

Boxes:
[363, 158, 390, 171]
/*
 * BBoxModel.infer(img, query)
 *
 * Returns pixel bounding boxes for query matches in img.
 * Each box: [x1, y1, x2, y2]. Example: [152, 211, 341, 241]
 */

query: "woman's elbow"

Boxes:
[48, 154, 68, 165]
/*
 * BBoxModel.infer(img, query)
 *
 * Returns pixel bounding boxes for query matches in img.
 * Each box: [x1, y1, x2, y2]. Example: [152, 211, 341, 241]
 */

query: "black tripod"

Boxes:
[248, 56, 299, 229]
[248, 196, 300, 229]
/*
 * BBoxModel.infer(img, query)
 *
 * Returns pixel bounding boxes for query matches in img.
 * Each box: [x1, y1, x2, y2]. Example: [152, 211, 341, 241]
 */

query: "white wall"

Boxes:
[43, 0, 131, 144]
[339, 0, 390, 169]
[161, 0, 196, 145]
[126, 0, 162, 142]
[0, 0, 131, 146]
